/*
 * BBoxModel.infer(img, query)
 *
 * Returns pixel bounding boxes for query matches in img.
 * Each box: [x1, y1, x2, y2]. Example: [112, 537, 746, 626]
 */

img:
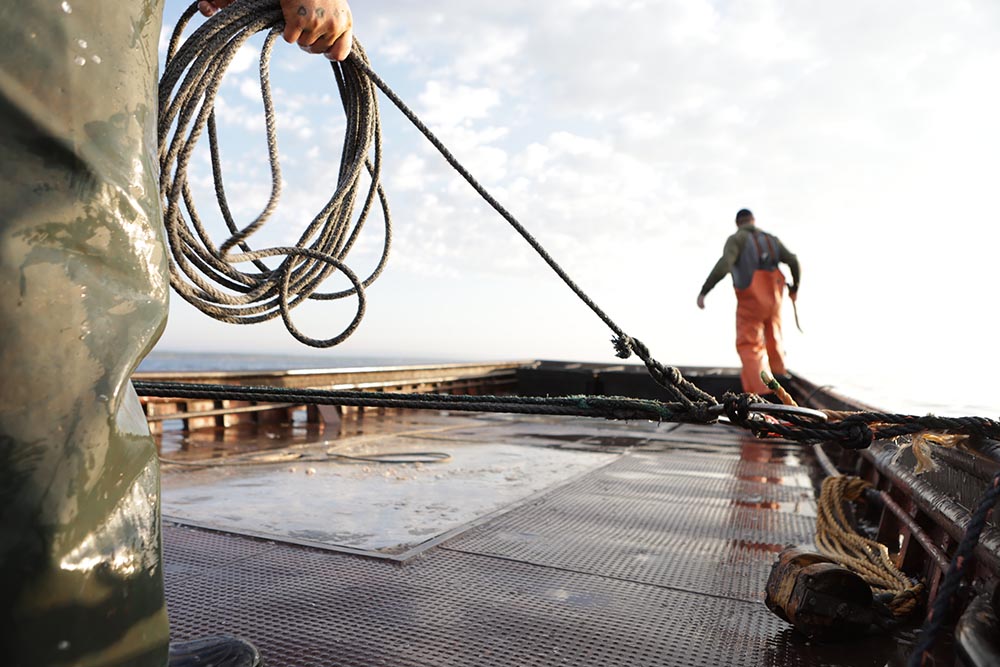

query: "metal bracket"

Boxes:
[708, 402, 829, 424]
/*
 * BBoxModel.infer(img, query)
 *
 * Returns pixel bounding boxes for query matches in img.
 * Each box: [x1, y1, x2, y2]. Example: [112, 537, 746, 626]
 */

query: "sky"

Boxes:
[156, 0, 1000, 414]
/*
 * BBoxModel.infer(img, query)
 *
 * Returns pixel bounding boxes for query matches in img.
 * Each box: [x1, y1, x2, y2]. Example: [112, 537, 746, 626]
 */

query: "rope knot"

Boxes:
[723, 393, 755, 425]
[653, 363, 684, 386]
[837, 420, 875, 449]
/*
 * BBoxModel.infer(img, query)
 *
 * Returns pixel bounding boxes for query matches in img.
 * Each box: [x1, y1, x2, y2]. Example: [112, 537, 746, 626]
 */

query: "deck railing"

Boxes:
[134, 361, 526, 433]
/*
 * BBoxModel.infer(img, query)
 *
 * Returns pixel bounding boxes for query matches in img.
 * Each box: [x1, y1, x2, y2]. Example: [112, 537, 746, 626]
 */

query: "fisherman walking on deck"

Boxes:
[0, 1, 353, 665]
[697, 209, 800, 396]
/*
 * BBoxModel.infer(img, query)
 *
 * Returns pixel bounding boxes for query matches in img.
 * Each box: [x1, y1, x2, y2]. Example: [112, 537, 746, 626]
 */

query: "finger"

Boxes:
[324, 27, 352, 61]
[308, 32, 338, 54]
[198, 1, 217, 17]
[296, 30, 319, 47]
[284, 22, 303, 44]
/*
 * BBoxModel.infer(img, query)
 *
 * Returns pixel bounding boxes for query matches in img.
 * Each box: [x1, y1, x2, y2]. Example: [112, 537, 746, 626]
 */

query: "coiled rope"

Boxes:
[160, 1, 387, 348]
[815, 475, 923, 617]
[158, 0, 713, 406]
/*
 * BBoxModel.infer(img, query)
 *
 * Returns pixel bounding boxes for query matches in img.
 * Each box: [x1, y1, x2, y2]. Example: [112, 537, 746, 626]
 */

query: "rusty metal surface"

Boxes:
[163, 420, 909, 666]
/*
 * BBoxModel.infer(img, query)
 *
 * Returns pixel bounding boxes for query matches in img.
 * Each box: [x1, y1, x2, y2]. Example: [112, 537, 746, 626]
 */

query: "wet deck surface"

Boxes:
[162, 412, 914, 666]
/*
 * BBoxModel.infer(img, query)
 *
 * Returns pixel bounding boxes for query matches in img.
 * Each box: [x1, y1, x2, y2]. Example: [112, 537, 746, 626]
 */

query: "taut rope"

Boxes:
[158, 0, 713, 405]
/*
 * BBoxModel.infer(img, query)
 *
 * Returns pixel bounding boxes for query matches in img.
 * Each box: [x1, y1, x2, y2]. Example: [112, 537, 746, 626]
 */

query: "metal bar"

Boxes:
[864, 443, 1000, 573]
[879, 490, 951, 573]
[812, 444, 841, 478]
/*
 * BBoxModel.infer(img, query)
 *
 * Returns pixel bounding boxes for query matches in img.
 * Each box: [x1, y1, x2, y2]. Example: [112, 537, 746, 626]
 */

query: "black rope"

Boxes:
[133, 380, 706, 423]
[134, 379, 1000, 449]
[907, 471, 1000, 667]
[159, 0, 715, 405]
[717, 393, 1000, 448]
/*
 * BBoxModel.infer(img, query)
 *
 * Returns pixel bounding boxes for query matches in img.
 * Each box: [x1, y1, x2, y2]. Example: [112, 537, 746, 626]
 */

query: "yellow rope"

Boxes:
[816, 475, 924, 617]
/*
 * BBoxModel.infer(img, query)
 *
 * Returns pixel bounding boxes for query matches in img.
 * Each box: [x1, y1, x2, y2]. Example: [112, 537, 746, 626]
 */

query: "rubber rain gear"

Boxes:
[0, 1, 171, 665]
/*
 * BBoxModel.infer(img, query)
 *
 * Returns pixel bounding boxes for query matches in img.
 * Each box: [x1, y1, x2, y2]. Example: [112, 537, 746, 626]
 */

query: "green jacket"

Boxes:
[700, 224, 800, 296]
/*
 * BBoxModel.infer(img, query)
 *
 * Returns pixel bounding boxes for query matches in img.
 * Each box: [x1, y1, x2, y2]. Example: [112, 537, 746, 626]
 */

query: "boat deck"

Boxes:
[160, 411, 916, 666]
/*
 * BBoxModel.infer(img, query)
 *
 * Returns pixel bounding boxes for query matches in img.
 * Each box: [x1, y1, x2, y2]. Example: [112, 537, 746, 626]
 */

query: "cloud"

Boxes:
[159, 0, 1000, 399]
[416, 81, 502, 128]
[228, 43, 261, 74]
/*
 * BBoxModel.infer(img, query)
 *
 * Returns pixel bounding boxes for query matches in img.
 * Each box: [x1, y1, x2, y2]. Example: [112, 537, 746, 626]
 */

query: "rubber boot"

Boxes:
[0, 2, 171, 665]
[168, 637, 262, 667]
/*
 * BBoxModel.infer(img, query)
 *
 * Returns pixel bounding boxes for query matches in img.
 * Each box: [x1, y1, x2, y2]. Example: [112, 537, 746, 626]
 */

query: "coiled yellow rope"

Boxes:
[816, 475, 923, 616]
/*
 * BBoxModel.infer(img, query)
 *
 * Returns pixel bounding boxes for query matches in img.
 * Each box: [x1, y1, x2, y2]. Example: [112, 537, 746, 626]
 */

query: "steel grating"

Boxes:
[162, 422, 899, 666]
[442, 449, 817, 602]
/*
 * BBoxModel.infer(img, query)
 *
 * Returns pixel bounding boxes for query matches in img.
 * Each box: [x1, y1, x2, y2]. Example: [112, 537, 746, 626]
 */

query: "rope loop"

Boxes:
[159, 0, 390, 347]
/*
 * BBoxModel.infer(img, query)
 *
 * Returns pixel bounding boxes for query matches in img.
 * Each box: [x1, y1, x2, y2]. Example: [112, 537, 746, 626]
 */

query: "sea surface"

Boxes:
[139, 350, 998, 419]
[138, 350, 454, 373]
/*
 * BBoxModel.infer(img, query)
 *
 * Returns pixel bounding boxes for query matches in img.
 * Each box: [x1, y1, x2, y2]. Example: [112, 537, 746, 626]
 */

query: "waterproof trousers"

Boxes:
[734, 269, 787, 395]
[0, 2, 171, 666]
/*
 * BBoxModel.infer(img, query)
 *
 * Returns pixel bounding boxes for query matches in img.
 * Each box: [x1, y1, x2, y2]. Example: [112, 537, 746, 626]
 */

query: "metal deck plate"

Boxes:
[163, 420, 907, 666]
[161, 416, 618, 555]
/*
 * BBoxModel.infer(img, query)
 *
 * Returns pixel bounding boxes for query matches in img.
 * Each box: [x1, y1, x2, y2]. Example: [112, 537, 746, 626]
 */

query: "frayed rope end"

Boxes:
[612, 336, 632, 359]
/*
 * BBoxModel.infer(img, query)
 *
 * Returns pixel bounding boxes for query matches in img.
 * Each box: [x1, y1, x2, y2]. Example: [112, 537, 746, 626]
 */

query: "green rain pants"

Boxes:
[0, 1, 171, 665]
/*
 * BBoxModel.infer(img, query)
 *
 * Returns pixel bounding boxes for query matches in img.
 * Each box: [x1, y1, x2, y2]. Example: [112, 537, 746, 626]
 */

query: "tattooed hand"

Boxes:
[197, 0, 354, 62]
[279, 0, 353, 61]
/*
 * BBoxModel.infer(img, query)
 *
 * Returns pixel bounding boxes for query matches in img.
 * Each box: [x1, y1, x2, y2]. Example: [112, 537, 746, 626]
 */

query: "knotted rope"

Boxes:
[720, 392, 1000, 449]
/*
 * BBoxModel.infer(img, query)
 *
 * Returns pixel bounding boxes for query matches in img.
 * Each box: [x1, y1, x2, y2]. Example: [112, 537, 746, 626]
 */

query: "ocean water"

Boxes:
[138, 350, 998, 419]
[137, 350, 454, 373]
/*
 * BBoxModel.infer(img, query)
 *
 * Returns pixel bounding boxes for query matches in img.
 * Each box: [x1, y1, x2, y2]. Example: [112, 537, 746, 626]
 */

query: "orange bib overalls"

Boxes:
[734, 232, 787, 395]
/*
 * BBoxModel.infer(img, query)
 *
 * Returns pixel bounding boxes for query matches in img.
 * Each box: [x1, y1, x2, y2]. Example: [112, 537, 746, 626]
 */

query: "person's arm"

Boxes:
[199, 0, 353, 61]
[697, 234, 742, 309]
[776, 238, 800, 300]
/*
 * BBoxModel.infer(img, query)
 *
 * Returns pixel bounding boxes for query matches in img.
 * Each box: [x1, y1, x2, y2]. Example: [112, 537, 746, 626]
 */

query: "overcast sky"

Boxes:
[157, 0, 1000, 413]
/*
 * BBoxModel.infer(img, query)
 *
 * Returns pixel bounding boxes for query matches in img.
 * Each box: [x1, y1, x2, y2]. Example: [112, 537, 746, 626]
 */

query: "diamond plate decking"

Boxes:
[162, 416, 909, 666]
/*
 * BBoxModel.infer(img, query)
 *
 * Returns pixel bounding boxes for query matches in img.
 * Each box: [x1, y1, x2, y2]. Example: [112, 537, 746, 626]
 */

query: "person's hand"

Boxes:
[197, 0, 235, 17]
[696, 294, 706, 310]
[198, 0, 354, 62]
[280, 0, 353, 61]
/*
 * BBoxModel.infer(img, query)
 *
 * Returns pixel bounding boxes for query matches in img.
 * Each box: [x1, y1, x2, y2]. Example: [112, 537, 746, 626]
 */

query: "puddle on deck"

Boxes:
[159, 409, 618, 555]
